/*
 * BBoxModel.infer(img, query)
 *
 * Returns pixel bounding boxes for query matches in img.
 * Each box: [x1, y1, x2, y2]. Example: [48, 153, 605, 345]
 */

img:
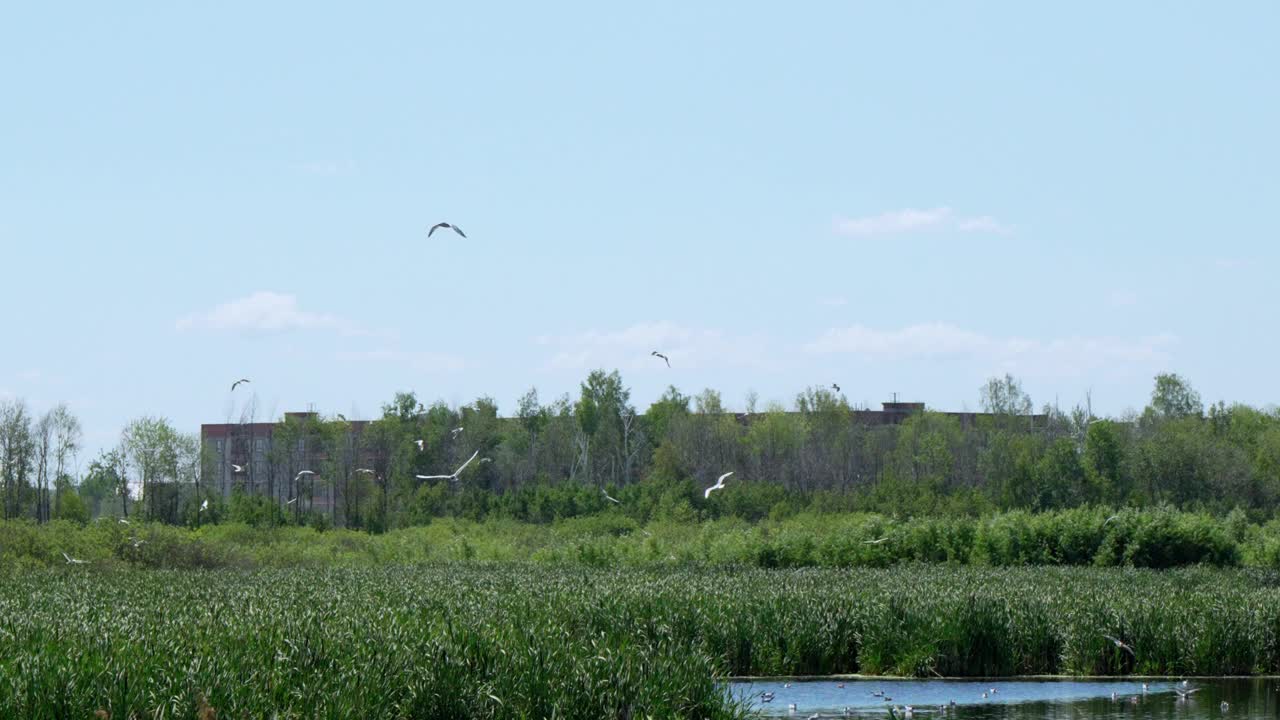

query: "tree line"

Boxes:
[4, 371, 1278, 530]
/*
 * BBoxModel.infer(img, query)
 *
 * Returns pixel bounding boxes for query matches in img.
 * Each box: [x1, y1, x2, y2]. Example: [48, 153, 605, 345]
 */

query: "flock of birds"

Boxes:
[758, 678, 1232, 718]
[212, 263, 857, 510]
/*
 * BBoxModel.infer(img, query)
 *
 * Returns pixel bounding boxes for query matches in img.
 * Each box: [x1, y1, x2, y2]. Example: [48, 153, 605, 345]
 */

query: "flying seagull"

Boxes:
[231, 464, 246, 473]
[832, 383, 841, 393]
[1103, 514, 1119, 526]
[602, 489, 621, 504]
[1174, 686, 1200, 700]
[479, 457, 492, 464]
[863, 537, 890, 545]
[295, 470, 315, 481]
[355, 468, 375, 474]
[415, 439, 425, 451]
[451, 427, 464, 439]
[285, 497, 297, 505]
[416, 450, 480, 482]
[117, 518, 130, 525]
[231, 378, 250, 392]
[199, 499, 208, 513]
[428, 222, 466, 238]
[62, 552, 88, 565]
[651, 351, 670, 368]
[1103, 634, 1136, 657]
[703, 471, 733, 498]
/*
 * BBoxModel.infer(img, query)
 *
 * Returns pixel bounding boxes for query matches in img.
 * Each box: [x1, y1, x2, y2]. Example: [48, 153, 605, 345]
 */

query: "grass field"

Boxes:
[5, 506, 1280, 571]
[2, 565, 1279, 718]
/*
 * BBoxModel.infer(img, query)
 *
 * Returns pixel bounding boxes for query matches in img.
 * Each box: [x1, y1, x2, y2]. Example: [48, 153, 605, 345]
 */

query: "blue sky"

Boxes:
[2, 2, 1277, 464]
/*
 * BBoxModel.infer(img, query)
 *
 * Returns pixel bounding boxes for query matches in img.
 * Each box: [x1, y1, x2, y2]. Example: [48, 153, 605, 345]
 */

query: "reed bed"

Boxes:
[1, 565, 1279, 718]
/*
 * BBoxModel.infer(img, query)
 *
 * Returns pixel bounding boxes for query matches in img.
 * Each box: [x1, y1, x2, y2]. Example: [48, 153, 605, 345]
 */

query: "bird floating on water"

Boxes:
[651, 351, 670, 368]
[428, 222, 466, 238]
[416, 451, 480, 482]
[704, 471, 733, 498]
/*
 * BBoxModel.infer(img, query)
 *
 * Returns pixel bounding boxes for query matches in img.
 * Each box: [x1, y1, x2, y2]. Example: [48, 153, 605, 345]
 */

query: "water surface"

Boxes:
[732, 678, 1278, 719]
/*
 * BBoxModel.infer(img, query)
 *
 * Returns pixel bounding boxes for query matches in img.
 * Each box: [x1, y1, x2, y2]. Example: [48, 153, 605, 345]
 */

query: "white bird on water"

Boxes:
[428, 222, 466, 238]
[416, 451, 480, 482]
[62, 552, 87, 565]
[704, 471, 733, 498]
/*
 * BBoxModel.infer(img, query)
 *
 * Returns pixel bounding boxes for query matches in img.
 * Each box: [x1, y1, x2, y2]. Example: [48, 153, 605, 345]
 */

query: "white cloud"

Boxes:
[337, 349, 464, 372]
[804, 322, 1174, 377]
[1107, 290, 1139, 307]
[541, 321, 771, 371]
[834, 207, 1013, 237]
[177, 291, 360, 335]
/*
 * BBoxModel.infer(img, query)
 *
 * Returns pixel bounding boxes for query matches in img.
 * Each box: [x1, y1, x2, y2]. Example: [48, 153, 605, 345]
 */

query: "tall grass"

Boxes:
[3, 507, 1277, 571]
[1, 565, 1278, 718]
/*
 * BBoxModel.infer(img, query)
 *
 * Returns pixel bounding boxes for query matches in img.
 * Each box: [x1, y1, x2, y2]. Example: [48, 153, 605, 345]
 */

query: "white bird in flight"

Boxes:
[863, 537, 890, 545]
[62, 552, 88, 565]
[415, 439, 425, 451]
[428, 222, 466, 238]
[602, 489, 621, 504]
[1103, 634, 1136, 657]
[295, 470, 315, 481]
[355, 468, 375, 474]
[230, 378, 250, 391]
[285, 497, 297, 505]
[651, 351, 670, 368]
[703, 471, 733, 498]
[199, 499, 208, 513]
[232, 464, 246, 473]
[416, 451, 480, 482]
[451, 427, 464, 439]
[117, 518, 130, 525]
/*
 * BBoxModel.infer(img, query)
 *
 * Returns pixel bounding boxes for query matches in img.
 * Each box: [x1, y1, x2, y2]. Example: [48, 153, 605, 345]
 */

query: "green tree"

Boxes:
[1147, 373, 1203, 421]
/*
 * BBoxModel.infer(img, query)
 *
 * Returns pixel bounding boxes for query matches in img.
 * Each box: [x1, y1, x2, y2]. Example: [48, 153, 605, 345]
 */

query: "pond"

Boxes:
[732, 678, 1279, 719]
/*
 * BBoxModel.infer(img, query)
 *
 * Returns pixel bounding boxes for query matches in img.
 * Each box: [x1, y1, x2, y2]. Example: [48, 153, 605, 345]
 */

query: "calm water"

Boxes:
[731, 678, 1279, 719]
